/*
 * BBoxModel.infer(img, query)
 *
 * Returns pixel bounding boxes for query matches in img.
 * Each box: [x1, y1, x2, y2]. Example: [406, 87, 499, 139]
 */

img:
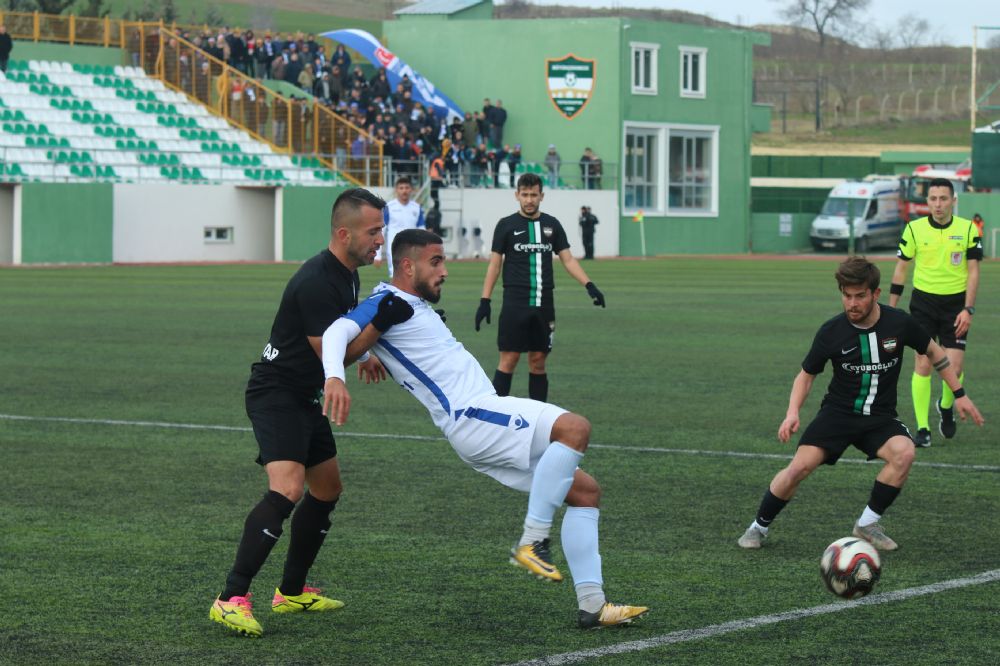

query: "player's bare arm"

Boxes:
[888, 258, 909, 308]
[924, 340, 985, 426]
[953, 258, 980, 338]
[778, 370, 816, 443]
[480, 252, 503, 299]
[558, 248, 605, 307]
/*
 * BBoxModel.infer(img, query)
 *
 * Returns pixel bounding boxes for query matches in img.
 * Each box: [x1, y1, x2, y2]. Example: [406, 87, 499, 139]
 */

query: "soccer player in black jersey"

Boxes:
[475, 173, 605, 402]
[210, 188, 401, 637]
[738, 257, 983, 552]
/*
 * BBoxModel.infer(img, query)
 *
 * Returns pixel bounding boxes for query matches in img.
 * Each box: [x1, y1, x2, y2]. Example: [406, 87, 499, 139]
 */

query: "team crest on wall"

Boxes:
[546, 54, 595, 119]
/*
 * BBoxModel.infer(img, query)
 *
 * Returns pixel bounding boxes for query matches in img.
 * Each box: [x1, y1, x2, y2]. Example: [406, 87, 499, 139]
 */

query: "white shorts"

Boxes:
[445, 394, 568, 492]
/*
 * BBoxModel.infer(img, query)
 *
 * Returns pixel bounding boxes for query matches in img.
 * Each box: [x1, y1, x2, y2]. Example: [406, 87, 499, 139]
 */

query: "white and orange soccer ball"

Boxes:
[820, 537, 881, 599]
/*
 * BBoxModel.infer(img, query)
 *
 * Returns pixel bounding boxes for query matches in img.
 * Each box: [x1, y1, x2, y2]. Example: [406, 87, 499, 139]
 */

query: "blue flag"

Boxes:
[321, 29, 465, 122]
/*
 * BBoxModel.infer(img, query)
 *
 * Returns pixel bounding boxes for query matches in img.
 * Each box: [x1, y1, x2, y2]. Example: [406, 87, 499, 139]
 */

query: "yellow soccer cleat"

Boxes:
[509, 539, 563, 583]
[271, 586, 346, 613]
[210, 594, 263, 637]
[578, 602, 649, 629]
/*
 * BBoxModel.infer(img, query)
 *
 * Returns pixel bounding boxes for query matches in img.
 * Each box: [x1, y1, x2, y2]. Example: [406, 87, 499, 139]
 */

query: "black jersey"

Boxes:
[491, 212, 570, 307]
[248, 249, 360, 395]
[802, 304, 930, 417]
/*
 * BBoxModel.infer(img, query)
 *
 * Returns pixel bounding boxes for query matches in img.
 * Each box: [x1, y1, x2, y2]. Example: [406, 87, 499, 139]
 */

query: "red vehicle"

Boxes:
[899, 161, 972, 222]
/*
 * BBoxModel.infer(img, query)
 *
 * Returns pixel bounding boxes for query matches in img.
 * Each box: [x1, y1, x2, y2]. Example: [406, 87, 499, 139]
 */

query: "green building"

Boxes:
[384, 2, 768, 255]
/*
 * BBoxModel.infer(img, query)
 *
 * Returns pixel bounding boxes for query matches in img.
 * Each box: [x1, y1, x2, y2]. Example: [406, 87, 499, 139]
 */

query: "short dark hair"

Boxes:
[928, 177, 954, 195]
[331, 188, 386, 231]
[516, 173, 543, 192]
[394, 176, 412, 186]
[391, 229, 444, 271]
[835, 256, 880, 292]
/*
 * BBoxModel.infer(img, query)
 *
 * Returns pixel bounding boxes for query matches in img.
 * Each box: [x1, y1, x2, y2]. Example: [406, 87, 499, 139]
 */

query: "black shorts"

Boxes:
[798, 408, 913, 465]
[910, 288, 967, 350]
[245, 386, 337, 467]
[497, 305, 555, 353]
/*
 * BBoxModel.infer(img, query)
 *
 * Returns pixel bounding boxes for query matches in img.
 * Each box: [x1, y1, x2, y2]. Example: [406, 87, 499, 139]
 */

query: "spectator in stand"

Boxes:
[332, 44, 351, 82]
[429, 152, 446, 210]
[350, 66, 367, 91]
[579, 147, 600, 190]
[314, 70, 334, 105]
[462, 112, 478, 148]
[579, 206, 598, 260]
[285, 52, 304, 87]
[0, 25, 13, 73]
[298, 62, 315, 93]
[258, 34, 276, 78]
[243, 31, 256, 75]
[492, 144, 509, 188]
[972, 213, 985, 238]
[544, 144, 561, 188]
[482, 98, 495, 144]
[474, 111, 488, 145]
[400, 73, 413, 92]
[370, 69, 391, 102]
[506, 144, 522, 188]
[490, 99, 507, 148]
[270, 50, 287, 82]
[449, 115, 464, 141]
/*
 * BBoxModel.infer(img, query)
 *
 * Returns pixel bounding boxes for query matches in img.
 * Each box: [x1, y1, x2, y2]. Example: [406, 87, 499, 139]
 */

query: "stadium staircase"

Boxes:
[0, 59, 354, 186]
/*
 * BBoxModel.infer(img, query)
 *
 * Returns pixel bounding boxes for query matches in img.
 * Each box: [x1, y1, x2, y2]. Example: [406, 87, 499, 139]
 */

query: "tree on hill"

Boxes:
[77, 0, 111, 18]
[122, 0, 178, 23]
[777, 0, 870, 51]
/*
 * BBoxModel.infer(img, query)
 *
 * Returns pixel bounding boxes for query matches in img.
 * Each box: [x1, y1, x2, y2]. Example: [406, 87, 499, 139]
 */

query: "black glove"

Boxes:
[435, 308, 447, 323]
[475, 298, 491, 331]
[585, 282, 605, 308]
[371, 293, 414, 332]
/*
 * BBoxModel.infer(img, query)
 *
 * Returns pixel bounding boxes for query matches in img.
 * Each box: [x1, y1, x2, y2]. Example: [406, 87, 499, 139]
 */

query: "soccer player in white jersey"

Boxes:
[320, 228, 648, 629]
[380, 176, 425, 277]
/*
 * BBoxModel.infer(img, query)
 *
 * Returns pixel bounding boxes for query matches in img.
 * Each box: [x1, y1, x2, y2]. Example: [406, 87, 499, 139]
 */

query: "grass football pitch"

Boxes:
[1, 256, 998, 665]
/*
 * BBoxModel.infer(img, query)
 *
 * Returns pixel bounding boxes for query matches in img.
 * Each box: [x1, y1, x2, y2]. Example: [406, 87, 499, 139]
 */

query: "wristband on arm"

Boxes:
[889, 283, 904, 296]
[952, 387, 966, 399]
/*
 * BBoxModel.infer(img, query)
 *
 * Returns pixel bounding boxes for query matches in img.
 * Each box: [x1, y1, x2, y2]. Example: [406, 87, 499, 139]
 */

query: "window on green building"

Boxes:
[630, 42, 658, 95]
[624, 123, 719, 216]
[679, 46, 707, 98]
[624, 128, 657, 210]
[669, 132, 713, 211]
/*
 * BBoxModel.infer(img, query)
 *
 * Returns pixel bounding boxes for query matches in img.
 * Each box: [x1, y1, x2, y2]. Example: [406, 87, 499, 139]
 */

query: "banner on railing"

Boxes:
[321, 28, 464, 122]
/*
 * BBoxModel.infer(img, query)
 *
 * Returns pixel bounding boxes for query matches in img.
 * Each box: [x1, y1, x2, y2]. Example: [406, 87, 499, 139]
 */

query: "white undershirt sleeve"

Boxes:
[322, 318, 363, 381]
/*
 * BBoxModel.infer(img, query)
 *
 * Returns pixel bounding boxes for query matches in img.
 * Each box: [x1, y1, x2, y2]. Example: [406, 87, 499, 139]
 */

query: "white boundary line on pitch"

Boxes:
[1, 413, 998, 473]
[503, 569, 1000, 666]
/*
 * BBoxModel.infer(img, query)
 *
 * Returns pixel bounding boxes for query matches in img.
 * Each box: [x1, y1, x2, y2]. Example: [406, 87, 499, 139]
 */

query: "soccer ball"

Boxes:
[820, 537, 881, 599]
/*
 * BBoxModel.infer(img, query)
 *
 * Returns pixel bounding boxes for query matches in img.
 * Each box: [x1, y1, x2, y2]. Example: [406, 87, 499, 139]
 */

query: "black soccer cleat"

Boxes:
[937, 399, 957, 439]
[913, 428, 932, 448]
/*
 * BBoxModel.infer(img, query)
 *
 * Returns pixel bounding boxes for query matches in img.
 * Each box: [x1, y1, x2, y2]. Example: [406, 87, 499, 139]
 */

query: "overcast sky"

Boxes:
[506, 0, 994, 47]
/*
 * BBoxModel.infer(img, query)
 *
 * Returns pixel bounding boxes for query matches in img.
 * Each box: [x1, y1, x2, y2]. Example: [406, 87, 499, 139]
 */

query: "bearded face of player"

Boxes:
[410, 244, 448, 304]
[346, 205, 385, 267]
[515, 185, 544, 218]
[841, 284, 880, 326]
[395, 181, 413, 205]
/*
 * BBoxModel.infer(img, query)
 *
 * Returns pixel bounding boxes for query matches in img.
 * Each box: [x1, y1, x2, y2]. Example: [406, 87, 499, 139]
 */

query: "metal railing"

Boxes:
[0, 11, 223, 49]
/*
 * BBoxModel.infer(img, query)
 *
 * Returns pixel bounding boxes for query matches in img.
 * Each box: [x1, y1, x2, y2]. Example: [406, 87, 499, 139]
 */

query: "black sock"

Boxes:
[221, 490, 295, 600]
[867, 480, 902, 515]
[755, 489, 789, 528]
[493, 369, 513, 396]
[528, 373, 548, 402]
[279, 493, 338, 596]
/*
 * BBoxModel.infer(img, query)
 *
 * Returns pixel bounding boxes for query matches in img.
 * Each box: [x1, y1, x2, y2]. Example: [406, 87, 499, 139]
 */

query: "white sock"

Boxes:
[751, 520, 768, 534]
[857, 506, 881, 527]
[518, 518, 550, 547]
[526, 442, 583, 525]
[562, 506, 604, 611]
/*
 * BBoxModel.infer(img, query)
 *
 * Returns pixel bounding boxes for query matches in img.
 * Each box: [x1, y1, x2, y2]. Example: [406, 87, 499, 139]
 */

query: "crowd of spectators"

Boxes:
[145, 26, 603, 190]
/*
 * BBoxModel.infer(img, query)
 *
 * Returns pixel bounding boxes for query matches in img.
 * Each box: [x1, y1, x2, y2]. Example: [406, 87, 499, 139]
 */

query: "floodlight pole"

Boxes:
[970, 26, 977, 131]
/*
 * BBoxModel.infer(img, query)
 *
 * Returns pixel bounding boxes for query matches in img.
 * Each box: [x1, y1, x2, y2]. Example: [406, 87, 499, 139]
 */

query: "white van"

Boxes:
[810, 177, 903, 252]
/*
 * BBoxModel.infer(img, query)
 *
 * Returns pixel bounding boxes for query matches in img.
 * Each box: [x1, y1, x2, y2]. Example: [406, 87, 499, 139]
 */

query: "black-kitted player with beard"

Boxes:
[210, 188, 412, 637]
[475, 172, 605, 403]
[738, 257, 983, 552]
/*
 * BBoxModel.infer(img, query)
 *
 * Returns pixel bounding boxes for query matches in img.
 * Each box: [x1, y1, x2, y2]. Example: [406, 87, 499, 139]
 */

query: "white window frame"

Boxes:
[622, 121, 719, 217]
[679, 46, 707, 99]
[630, 42, 658, 95]
[204, 226, 234, 244]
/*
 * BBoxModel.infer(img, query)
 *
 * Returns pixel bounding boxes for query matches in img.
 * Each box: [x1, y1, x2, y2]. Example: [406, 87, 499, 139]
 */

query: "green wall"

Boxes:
[12, 42, 125, 67]
[958, 192, 1000, 257]
[384, 18, 621, 169]
[20, 183, 113, 263]
[752, 155, 888, 179]
[281, 185, 350, 262]
[750, 212, 814, 253]
[752, 186, 830, 214]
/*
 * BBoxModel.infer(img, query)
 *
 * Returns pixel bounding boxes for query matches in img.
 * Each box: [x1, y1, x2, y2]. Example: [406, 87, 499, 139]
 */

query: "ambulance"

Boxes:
[809, 177, 903, 252]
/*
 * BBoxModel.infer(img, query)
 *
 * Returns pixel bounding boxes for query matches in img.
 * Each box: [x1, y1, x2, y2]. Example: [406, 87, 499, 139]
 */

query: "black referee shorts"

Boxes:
[910, 288, 967, 350]
[245, 386, 337, 467]
[497, 304, 555, 353]
[798, 408, 913, 465]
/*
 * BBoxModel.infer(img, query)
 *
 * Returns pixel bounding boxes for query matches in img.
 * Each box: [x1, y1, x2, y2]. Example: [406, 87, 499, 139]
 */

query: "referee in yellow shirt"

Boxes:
[888, 178, 983, 447]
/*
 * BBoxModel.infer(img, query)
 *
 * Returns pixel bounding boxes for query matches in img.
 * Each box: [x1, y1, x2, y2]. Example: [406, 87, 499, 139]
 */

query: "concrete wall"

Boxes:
[0, 186, 12, 264]
[112, 184, 275, 263]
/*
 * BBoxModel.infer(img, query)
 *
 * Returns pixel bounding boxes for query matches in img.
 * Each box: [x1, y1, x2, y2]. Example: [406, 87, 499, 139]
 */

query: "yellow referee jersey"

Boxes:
[897, 215, 982, 295]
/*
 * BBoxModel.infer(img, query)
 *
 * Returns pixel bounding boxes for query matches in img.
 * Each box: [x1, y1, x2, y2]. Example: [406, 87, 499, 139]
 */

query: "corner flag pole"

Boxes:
[633, 210, 647, 257]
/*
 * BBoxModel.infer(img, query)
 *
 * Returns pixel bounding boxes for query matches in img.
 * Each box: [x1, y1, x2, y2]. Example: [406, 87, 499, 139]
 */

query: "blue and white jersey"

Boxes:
[331, 283, 496, 434]
[382, 200, 425, 275]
